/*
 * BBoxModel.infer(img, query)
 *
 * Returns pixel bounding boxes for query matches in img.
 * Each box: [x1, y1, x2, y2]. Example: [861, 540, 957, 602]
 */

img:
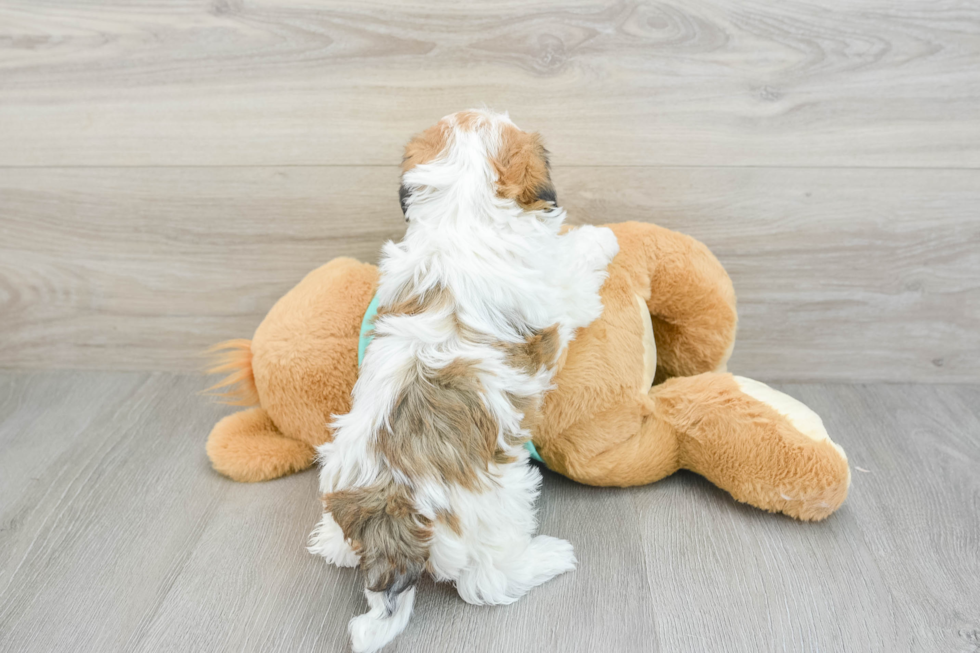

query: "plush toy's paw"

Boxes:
[308, 512, 360, 567]
[733, 376, 851, 521]
[206, 408, 316, 482]
[646, 373, 850, 521]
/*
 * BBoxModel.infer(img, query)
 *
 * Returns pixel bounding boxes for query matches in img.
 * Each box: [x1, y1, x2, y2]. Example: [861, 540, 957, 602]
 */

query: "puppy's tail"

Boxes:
[349, 582, 417, 653]
[325, 479, 429, 653]
[203, 339, 259, 406]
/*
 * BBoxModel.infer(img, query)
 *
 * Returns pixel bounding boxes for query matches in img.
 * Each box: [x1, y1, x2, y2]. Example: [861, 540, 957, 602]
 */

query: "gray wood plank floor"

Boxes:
[1, 372, 977, 652]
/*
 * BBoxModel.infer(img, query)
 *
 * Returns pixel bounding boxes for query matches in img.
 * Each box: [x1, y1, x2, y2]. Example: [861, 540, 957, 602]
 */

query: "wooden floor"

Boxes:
[0, 371, 977, 653]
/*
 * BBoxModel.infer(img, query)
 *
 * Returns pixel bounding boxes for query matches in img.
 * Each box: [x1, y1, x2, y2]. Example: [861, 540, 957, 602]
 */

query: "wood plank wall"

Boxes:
[1, 0, 978, 381]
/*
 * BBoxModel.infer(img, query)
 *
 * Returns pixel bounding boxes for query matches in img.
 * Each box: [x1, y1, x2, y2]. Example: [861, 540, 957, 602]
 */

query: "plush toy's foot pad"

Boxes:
[733, 376, 848, 461]
[732, 376, 851, 521]
[207, 407, 316, 482]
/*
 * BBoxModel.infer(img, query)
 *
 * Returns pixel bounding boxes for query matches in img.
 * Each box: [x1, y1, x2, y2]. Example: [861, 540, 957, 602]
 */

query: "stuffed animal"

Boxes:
[206, 221, 850, 521]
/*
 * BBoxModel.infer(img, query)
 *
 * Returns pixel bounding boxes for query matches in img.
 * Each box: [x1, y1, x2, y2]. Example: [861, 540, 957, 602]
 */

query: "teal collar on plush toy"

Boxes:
[358, 294, 545, 465]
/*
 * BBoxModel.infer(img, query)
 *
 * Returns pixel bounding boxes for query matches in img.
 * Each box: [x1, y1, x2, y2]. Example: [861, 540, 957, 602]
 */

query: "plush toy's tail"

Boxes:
[203, 340, 318, 482]
[204, 339, 259, 406]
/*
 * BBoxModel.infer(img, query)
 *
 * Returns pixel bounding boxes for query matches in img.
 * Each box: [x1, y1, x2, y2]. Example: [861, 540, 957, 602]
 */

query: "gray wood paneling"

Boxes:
[1, 166, 977, 381]
[1, 372, 977, 652]
[0, 0, 978, 167]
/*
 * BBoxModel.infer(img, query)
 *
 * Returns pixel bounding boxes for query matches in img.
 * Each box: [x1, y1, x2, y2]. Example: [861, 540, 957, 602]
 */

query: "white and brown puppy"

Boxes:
[309, 109, 619, 653]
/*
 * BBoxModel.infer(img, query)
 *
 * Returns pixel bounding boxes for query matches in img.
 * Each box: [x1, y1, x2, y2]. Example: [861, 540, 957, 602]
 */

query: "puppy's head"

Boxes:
[399, 110, 557, 222]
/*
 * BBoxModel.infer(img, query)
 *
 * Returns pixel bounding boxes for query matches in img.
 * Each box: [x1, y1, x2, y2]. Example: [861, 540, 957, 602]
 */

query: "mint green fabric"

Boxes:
[524, 439, 544, 463]
[357, 294, 381, 367]
[357, 293, 544, 466]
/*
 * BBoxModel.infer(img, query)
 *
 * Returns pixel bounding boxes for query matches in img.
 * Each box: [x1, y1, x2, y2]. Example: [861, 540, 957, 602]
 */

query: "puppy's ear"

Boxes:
[399, 184, 412, 219]
[492, 126, 557, 211]
[535, 183, 557, 207]
[402, 122, 450, 173]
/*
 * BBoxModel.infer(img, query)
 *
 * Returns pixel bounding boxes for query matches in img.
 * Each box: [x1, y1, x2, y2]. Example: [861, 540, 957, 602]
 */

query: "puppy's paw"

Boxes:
[308, 512, 360, 567]
[593, 226, 620, 263]
[571, 225, 619, 268]
[526, 534, 577, 577]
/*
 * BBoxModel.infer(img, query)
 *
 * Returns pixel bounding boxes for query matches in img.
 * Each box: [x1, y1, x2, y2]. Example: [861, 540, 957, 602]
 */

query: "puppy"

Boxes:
[309, 109, 619, 653]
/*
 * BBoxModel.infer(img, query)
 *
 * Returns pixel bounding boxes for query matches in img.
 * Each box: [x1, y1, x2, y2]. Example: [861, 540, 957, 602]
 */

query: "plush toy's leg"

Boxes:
[606, 222, 738, 382]
[540, 394, 681, 488]
[656, 373, 850, 521]
[205, 258, 375, 483]
[206, 407, 316, 483]
[543, 373, 849, 521]
[250, 257, 377, 451]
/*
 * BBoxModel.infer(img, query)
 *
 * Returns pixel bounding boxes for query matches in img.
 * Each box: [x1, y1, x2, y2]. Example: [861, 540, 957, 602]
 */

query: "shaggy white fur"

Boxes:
[309, 109, 617, 652]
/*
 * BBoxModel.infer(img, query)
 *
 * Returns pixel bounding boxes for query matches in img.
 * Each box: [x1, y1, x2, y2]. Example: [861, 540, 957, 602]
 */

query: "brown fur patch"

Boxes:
[502, 324, 561, 375]
[453, 110, 484, 131]
[376, 286, 453, 319]
[436, 508, 462, 535]
[324, 473, 432, 592]
[507, 392, 543, 435]
[401, 121, 451, 173]
[491, 124, 556, 211]
[377, 287, 496, 348]
[375, 359, 499, 490]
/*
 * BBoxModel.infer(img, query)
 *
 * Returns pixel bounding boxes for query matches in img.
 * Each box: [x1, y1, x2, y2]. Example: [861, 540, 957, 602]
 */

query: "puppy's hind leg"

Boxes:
[498, 534, 576, 600]
[453, 529, 576, 606]
[308, 511, 359, 568]
[448, 464, 576, 606]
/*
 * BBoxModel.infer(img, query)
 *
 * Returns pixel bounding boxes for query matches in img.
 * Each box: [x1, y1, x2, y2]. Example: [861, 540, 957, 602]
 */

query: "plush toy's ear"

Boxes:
[492, 126, 557, 211]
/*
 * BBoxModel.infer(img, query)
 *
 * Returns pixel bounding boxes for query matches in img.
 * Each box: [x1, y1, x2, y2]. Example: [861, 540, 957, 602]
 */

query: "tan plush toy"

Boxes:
[206, 220, 850, 521]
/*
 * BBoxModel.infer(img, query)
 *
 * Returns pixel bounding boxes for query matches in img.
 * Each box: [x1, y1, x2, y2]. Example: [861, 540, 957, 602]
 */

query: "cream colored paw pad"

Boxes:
[733, 376, 847, 464]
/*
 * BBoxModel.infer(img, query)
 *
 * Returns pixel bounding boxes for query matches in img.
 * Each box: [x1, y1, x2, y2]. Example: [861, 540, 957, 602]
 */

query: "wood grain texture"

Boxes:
[2, 166, 978, 381]
[1, 372, 978, 652]
[0, 0, 978, 167]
